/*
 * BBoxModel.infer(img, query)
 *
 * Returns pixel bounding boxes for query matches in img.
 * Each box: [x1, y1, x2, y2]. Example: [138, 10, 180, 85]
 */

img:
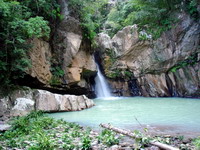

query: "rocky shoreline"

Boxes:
[0, 88, 95, 122]
[0, 111, 199, 150]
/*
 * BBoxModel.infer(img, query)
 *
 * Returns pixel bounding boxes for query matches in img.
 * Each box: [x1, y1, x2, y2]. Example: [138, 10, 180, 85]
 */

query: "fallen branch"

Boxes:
[100, 123, 179, 150]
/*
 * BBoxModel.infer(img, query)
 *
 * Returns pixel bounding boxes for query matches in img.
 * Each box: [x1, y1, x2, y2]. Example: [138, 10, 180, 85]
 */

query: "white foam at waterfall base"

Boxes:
[94, 64, 112, 98]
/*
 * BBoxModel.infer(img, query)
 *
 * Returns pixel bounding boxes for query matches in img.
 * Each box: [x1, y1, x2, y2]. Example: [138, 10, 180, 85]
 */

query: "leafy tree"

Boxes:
[105, 0, 199, 38]
[68, 0, 108, 42]
[0, 0, 59, 96]
[105, 0, 183, 38]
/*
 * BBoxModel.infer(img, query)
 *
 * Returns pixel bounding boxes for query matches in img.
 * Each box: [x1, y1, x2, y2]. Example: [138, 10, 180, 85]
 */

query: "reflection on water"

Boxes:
[49, 97, 200, 136]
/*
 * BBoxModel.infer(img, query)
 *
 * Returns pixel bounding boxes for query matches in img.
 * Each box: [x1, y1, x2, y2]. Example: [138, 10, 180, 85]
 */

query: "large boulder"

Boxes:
[11, 98, 35, 116]
[112, 25, 139, 56]
[51, 1, 97, 94]
[0, 88, 95, 120]
[35, 90, 94, 112]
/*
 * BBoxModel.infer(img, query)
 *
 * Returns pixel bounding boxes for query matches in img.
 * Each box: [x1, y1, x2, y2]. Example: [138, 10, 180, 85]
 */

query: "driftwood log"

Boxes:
[100, 124, 179, 150]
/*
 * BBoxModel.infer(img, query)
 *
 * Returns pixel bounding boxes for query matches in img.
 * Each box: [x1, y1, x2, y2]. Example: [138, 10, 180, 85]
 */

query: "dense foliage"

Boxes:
[68, 0, 109, 43]
[105, 0, 199, 38]
[0, 0, 60, 95]
[68, 0, 199, 41]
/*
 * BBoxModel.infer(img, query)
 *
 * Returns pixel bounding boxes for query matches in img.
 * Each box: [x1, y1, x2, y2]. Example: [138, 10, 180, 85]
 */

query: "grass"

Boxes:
[0, 111, 92, 149]
[0, 111, 122, 150]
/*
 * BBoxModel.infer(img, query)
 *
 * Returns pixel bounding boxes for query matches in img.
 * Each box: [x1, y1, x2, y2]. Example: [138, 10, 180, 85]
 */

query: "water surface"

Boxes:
[49, 97, 200, 136]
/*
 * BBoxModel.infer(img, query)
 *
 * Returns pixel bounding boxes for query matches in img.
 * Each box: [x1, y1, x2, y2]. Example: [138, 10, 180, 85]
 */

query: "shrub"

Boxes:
[193, 137, 200, 150]
[97, 129, 119, 146]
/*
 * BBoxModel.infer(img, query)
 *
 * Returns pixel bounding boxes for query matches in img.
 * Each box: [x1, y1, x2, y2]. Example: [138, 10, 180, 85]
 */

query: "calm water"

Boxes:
[49, 97, 200, 136]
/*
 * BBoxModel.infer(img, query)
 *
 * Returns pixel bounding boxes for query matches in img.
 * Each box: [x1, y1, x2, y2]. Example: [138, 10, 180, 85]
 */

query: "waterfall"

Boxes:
[95, 64, 112, 98]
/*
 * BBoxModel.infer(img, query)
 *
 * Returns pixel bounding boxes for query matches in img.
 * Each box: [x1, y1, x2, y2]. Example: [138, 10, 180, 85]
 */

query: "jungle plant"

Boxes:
[187, 0, 199, 18]
[30, 131, 55, 150]
[71, 129, 81, 138]
[0, 111, 80, 149]
[105, 0, 182, 38]
[132, 130, 152, 149]
[68, 0, 108, 42]
[81, 135, 92, 150]
[193, 137, 200, 150]
[169, 53, 199, 73]
[49, 65, 64, 86]
[97, 129, 119, 146]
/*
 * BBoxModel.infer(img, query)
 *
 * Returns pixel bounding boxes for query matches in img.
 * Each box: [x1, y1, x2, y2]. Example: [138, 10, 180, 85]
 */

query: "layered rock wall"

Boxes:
[96, 13, 200, 98]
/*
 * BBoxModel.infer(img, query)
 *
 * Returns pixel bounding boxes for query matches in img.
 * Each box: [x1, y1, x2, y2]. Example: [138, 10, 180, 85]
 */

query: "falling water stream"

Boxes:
[94, 63, 112, 98]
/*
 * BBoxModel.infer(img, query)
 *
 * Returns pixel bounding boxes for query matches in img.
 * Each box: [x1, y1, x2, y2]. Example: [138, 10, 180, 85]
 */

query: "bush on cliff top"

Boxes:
[68, 0, 108, 42]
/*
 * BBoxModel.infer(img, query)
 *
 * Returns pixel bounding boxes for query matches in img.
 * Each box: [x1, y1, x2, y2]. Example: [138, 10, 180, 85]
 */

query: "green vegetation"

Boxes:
[0, 0, 60, 96]
[97, 129, 120, 146]
[187, 0, 199, 18]
[131, 129, 152, 149]
[49, 66, 64, 86]
[0, 111, 94, 149]
[193, 137, 200, 149]
[0, 111, 124, 149]
[68, 0, 108, 43]
[104, 0, 183, 39]
[0, 111, 197, 149]
[67, 0, 199, 41]
[107, 68, 133, 80]
[169, 53, 199, 73]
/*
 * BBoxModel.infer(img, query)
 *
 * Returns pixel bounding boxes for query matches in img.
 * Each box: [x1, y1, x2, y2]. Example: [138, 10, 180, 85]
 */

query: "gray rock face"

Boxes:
[11, 98, 35, 116]
[0, 88, 95, 120]
[35, 90, 94, 112]
[112, 25, 139, 56]
[96, 13, 200, 97]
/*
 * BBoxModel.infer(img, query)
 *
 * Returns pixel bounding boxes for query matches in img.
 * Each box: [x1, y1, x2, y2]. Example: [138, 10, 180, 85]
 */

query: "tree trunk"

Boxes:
[100, 124, 179, 150]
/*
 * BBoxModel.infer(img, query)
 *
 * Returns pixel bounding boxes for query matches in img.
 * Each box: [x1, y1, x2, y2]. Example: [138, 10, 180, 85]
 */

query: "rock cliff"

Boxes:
[21, 0, 96, 96]
[96, 13, 200, 97]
